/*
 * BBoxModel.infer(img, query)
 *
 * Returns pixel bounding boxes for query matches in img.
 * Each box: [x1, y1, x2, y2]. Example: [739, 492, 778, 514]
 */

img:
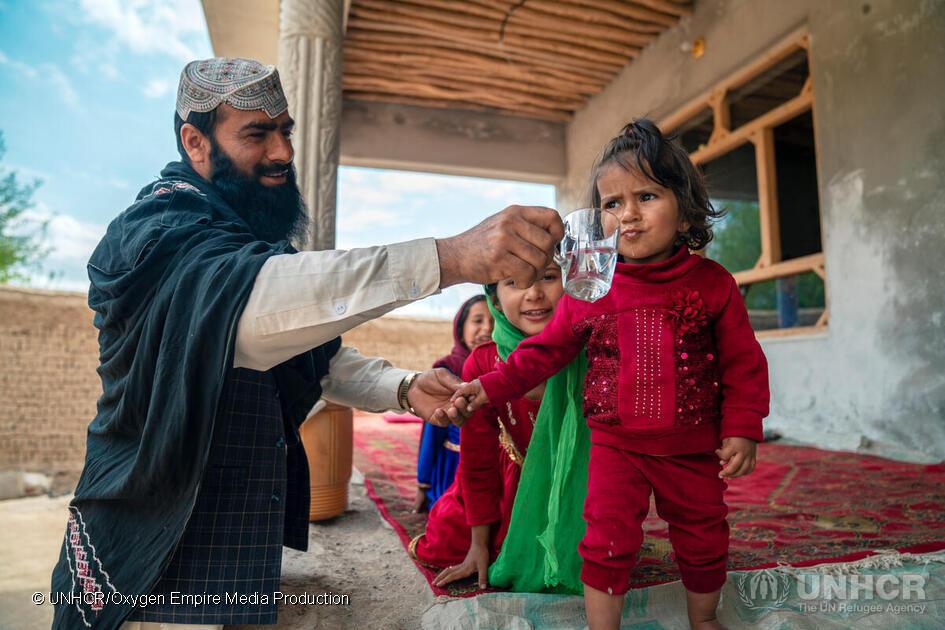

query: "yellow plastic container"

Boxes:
[299, 402, 353, 521]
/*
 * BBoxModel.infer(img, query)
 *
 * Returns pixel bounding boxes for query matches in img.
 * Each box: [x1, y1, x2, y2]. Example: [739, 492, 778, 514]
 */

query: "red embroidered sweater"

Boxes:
[459, 343, 538, 527]
[479, 247, 769, 455]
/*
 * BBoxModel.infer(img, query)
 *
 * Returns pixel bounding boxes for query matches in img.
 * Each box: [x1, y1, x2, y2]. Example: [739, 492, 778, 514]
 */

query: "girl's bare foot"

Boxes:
[686, 588, 724, 629]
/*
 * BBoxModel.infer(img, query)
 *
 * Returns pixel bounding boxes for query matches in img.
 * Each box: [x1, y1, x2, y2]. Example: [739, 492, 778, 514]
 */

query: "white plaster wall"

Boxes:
[559, 0, 945, 460]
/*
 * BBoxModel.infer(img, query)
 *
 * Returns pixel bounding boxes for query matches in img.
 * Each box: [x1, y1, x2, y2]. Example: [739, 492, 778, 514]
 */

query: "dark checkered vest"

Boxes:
[128, 367, 311, 625]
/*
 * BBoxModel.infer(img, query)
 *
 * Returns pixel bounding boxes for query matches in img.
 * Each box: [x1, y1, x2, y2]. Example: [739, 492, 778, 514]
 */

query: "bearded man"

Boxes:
[50, 58, 563, 630]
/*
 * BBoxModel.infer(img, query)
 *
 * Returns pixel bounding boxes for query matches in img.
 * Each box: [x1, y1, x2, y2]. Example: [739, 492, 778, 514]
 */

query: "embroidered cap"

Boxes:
[176, 57, 288, 120]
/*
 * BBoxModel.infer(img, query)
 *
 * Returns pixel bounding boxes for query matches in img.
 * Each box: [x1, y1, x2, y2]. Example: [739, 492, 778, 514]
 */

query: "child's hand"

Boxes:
[442, 379, 491, 425]
[715, 437, 757, 478]
[432, 535, 490, 589]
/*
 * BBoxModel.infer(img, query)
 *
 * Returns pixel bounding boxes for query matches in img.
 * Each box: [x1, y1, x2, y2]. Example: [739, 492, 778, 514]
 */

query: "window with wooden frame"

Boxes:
[660, 27, 827, 338]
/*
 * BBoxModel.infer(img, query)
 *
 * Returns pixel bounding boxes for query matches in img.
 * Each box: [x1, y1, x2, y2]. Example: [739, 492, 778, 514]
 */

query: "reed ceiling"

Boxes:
[342, 0, 693, 121]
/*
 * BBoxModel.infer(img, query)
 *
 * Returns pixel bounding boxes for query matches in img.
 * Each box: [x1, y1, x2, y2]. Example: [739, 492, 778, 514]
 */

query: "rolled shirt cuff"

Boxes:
[388, 237, 441, 300]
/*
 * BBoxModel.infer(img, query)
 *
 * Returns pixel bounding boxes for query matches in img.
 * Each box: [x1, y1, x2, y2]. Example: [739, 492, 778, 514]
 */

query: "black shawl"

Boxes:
[50, 161, 339, 629]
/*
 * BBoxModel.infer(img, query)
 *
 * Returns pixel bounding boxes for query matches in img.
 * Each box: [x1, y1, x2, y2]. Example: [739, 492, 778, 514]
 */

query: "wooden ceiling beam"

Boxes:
[471, 0, 662, 38]
[343, 73, 585, 110]
[398, 0, 507, 21]
[346, 14, 622, 80]
[343, 50, 602, 96]
[344, 60, 595, 100]
[339, 0, 691, 120]
[344, 36, 609, 90]
[345, 92, 572, 121]
[562, 0, 679, 27]
[627, 0, 692, 18]
[354, 0, 496, 33]
[344, 35, 613, 87]
[499, 30, 633, 65]
[505, 7, 654, 48]
[342, 81, 570, 115]
[349, 3, 631, 65]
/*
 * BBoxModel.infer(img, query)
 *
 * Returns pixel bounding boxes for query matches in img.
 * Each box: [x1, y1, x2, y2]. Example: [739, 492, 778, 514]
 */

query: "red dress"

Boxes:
[410, 343, 539, 568]
[477, 247, 770, 595]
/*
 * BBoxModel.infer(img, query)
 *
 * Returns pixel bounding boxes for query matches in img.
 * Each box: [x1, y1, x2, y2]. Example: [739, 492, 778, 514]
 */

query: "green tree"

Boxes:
[705, 199, 824, 310]
[0, 131, 49, 283]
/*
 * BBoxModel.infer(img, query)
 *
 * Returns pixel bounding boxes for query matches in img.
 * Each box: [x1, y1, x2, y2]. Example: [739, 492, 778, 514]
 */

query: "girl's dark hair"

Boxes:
[588, 118, 724, 250]
[174, 109, 218, 164]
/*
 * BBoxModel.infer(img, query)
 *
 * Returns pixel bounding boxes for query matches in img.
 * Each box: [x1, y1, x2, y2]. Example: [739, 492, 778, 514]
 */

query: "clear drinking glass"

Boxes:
[553, 207, 620, 302]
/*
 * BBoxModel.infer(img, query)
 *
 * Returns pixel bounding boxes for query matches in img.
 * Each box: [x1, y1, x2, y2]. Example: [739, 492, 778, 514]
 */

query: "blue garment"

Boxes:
[417, 423, 461, 505]
[416, 294, 486, 507]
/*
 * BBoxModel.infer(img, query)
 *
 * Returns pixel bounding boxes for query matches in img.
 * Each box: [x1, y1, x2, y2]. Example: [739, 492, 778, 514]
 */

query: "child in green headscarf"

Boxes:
[425, 264, 589, 594]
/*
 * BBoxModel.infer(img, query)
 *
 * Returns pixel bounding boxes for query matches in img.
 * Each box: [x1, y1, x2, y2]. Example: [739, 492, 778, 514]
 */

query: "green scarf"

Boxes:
[484, 293, 589, 594]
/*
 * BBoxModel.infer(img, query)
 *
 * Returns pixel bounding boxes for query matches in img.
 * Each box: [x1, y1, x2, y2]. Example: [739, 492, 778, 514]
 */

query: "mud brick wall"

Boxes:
[0, 287, 99, 475]
[0, 285, 451, 476]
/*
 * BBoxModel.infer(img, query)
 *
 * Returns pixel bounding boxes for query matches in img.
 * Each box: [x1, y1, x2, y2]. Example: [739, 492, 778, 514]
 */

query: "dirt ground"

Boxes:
[0, 471, 434, 630]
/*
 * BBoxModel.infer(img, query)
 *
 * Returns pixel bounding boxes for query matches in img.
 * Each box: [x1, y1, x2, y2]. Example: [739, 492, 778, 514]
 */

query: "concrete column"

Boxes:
[278, 0, 344, 251]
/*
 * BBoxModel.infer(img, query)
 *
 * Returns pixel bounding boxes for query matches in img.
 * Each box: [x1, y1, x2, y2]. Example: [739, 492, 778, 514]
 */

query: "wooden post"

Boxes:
[753, 127, 781, 267]
[709, 88, 730, 144]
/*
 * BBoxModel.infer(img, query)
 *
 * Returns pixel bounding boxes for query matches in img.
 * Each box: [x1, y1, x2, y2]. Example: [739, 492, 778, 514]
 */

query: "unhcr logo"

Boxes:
[735, 569, 930, 614]
[736, 569, 791, 610]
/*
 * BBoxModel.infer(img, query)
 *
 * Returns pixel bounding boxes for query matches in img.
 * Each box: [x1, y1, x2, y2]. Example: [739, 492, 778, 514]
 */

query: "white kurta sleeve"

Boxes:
[233, 238, 440, 371]
[319, 345, 411, 413]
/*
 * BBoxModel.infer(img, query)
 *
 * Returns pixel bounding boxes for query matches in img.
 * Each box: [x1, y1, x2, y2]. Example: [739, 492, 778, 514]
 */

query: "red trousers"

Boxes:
[579, 443, 729, 595]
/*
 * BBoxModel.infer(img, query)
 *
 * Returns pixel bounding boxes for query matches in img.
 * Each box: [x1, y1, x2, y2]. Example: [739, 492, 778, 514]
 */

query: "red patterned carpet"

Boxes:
[352, 412, 945, 597]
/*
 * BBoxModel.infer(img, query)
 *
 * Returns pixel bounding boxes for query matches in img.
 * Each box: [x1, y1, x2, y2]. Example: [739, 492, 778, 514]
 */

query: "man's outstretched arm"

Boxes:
[234, 205, 564, 372]
[320, 346, 462, 423]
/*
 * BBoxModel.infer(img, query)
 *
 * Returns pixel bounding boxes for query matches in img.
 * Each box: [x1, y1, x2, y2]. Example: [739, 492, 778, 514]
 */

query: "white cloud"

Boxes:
[0, 48, 79, 107]
[142, 78, 172, 99]
[341, 167, 555, 207]
[18, 204, 106, 287]
[31, 206, 106, 261]
[374, 170, 447, 194]
[69, 42, 120, 80]
[338, 207, 401, 229]
[78, 0, 208, 62]
[334, 166, 554, 318]
[45, 64, 80, 107]
[0, 48, 37, 77]
[6, 163, 51, 183]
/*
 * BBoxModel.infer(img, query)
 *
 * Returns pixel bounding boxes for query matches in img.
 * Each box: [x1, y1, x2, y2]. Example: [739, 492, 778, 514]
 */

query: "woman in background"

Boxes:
[414, 294, 493, 512]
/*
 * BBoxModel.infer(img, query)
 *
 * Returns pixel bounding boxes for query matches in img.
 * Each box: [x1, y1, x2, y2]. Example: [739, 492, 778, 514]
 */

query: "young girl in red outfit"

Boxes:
[449, 119, 769, 629]
[410, 265, 567, 587]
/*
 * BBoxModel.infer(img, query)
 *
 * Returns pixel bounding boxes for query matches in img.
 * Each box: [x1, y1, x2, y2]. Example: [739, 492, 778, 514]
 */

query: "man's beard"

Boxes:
[209, 142, 309, 245]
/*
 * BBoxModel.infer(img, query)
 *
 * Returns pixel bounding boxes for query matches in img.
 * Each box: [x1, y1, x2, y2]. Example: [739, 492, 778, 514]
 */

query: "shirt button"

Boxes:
[271, 493, 281, 502]
[408, 284, 421, 298]
[276, 437, 285, 448]
[334, 302, 346, 315]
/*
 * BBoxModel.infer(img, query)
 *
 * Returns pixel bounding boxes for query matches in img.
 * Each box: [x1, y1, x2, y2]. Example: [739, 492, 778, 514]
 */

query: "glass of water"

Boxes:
[553, 208, 620, 302]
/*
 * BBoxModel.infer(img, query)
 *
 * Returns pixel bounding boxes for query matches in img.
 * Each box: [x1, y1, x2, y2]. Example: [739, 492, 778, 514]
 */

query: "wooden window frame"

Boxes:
[660, 27, 828, 340]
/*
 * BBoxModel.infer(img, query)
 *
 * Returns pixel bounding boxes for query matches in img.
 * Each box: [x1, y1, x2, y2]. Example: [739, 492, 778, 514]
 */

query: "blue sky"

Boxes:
[0, 0, 554, 319]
